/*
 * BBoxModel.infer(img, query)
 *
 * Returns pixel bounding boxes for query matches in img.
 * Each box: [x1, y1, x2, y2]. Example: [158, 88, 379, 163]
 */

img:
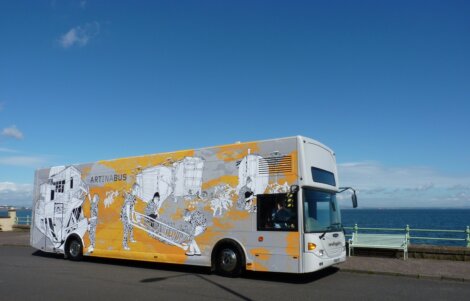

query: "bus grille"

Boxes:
[259, 155, 292, 174]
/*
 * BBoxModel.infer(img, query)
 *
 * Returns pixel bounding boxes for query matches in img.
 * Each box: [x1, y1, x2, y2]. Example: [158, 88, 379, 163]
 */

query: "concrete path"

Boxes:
[1, 232, 469, 282]
[340, 256, 470, 282]
[0, 231, 30, 246]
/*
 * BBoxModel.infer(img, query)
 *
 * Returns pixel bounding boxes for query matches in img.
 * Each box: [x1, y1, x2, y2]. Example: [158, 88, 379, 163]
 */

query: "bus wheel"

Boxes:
[216, 246, 243, 277]
[66, 237, 83, 261]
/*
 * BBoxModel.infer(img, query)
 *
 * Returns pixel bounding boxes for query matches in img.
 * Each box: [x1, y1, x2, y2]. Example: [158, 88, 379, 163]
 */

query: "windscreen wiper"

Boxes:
[320, 223, 342, 239]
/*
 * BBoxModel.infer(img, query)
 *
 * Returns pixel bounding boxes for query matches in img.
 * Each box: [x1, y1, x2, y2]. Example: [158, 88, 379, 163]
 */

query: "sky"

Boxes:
[0, 0, 469, 208]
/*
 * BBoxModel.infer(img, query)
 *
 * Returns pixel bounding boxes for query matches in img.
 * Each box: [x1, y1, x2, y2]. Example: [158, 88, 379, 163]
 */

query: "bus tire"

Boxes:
[215, 244, 244, 277]
[65, 236, 83, 261]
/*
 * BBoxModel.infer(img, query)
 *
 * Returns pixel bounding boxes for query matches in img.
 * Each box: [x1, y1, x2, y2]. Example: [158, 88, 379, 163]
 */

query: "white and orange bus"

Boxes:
[31, 136, 357, 276]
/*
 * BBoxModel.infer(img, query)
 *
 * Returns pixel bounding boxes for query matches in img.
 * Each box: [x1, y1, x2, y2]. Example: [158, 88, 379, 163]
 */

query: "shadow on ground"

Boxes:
[31, 249, 339, 285]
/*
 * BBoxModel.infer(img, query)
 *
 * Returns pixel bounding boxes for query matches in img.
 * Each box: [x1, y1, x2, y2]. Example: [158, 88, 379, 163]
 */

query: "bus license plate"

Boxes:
[334, 258, 340, 263]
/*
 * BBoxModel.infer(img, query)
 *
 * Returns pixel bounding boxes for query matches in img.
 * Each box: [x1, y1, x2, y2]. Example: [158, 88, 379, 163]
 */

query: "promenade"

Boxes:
[1, 231, 469, 283]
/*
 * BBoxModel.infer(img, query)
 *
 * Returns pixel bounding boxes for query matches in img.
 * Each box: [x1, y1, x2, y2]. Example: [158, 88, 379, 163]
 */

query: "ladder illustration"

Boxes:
[130, 211, 192, 250]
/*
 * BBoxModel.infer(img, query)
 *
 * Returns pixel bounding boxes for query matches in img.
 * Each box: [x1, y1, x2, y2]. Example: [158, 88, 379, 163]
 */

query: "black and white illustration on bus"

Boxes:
[267, 182, 290, 193]
[134, 156, 204, 206]
[104, 190, 119, 208]
[183, 209, 207, 256]
[172, 157, 204, 202]
[120, 151, 292, 254]
[87, 194, 99, 253]
[124, 157, 206, 253]
[144, 192, 160, 239]
[210, 184, 235, 216]
[145, 192, 160, 218]
[135, 165, 173, 206]
[121, 184, 138, 250]
[33, 165, 89, 251]
[236, 153, 269, 212]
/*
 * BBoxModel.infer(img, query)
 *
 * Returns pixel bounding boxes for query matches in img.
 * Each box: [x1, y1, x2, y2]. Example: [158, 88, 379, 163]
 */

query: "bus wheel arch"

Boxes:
[64, 234, 84, 261]
[211, 238, 246, 277]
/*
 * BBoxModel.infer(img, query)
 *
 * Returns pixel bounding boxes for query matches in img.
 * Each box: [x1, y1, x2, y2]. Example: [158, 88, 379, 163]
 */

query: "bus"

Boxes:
[30, 136, 357, 276]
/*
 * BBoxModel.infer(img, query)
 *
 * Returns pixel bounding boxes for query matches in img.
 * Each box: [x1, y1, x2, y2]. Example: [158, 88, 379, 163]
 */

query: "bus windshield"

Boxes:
[303, 188, 341, 233]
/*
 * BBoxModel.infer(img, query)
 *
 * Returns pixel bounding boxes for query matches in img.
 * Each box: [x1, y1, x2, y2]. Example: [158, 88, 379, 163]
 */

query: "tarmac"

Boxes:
[1, 231, 470, 282]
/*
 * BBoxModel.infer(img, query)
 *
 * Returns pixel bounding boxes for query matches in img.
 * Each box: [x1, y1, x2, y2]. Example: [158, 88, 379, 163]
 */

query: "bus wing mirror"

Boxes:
[352, 193, 358, 208]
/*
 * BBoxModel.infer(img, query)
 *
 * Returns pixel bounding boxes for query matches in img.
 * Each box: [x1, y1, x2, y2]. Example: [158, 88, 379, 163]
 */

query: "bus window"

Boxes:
[257, 193, 298, 231]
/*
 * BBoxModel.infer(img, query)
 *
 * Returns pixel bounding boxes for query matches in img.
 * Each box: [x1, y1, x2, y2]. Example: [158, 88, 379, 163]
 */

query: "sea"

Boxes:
[341, 208, 470, 247]
[6, 208, 470, 247]
[1, 208, 33, 224]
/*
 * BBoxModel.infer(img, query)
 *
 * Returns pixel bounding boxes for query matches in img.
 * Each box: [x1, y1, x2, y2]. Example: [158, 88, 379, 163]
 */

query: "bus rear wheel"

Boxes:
[215, 246, 243, 277]
[66, 237, 83, 261]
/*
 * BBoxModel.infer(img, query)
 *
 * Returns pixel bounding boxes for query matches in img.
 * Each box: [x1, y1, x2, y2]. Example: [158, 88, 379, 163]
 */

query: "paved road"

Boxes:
[1, 246, 469, 301]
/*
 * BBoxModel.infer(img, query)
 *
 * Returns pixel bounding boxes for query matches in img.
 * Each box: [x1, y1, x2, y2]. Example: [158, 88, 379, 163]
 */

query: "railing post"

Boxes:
[406, 224, 410, 245]
[466, 226, 470, 248]
[354, 223, 358, 236]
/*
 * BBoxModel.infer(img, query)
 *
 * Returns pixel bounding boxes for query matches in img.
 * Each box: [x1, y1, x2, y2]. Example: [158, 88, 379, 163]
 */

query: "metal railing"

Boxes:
[344, 224, 470, 248]
[15, 216, 32, 226]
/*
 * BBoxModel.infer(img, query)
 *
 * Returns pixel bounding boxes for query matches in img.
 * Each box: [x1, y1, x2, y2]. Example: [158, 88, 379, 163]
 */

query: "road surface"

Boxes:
[1, 246, 468, 301]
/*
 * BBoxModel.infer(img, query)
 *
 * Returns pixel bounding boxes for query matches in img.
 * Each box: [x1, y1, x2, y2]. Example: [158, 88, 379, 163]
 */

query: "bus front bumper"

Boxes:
[302, 251, 346, 273]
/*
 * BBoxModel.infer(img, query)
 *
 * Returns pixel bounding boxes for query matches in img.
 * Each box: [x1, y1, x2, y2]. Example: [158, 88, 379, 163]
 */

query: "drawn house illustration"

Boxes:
[172, 157, 204, 200]
[135, 165, 173, 203]
[34, 166, 89, 250]
[237, 153, 269, 196]
[135, 157, 204, 205]
[236, 153, 269, 211]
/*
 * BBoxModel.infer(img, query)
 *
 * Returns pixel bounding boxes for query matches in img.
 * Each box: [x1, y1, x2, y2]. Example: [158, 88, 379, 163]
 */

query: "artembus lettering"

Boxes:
[89, 174, 127, 184]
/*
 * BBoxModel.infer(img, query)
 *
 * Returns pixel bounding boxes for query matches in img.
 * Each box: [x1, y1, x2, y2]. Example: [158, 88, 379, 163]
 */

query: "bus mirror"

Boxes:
[290, 185, 299, 194]
[352, 193, 358, 208]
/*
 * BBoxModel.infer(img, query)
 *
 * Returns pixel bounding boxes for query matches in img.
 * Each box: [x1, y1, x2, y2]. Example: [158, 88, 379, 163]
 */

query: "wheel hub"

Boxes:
[69, 241, 81, 257]
[220, 249, 237, 271]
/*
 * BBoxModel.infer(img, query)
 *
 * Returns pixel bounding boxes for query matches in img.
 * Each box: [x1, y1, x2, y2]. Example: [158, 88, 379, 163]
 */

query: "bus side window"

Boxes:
[257, 193, 298, 231]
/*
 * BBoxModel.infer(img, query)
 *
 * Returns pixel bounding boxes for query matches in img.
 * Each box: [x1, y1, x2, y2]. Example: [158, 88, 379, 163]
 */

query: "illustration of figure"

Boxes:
[121, 184, 139, 250]
[87, 194, 99, 253]
[144, 192, 161, 237]
[183, 209, 207, 256]
[145, 192, 160, 219]
[237, 177, 255, 211]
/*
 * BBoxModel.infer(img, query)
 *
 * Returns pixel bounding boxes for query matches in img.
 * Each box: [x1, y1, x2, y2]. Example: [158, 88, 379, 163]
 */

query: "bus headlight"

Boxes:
[308, 242, 316, 251]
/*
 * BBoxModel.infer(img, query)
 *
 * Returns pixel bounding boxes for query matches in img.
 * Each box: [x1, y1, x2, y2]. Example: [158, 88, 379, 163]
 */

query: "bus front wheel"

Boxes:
[215, 246, 243, 277]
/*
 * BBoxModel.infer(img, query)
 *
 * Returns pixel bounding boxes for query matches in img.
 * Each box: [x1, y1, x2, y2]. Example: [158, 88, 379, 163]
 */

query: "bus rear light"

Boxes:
[258, 236, 264, 242]
[308, 242, 316, 251]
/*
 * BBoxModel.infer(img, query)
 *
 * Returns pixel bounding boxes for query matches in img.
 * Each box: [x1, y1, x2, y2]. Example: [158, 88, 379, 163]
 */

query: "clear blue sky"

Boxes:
[1, 0, 469, 207]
